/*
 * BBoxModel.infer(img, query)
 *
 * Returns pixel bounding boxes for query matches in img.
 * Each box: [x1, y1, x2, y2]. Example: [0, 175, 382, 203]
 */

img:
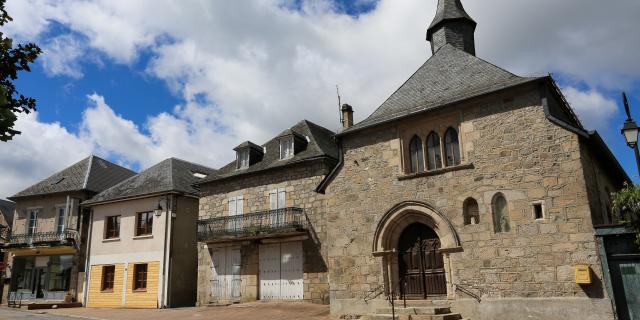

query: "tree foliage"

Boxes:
[0, 0, 42, 142]
[611, 182, 640, 246]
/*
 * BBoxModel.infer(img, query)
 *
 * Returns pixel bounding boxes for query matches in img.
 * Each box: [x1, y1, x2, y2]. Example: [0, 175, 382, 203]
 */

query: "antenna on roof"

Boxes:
[336, 85, 343, 129]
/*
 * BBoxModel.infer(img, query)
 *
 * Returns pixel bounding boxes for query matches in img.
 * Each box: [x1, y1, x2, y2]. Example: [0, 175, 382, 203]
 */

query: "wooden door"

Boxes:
[259, 242, 303, 300]
[210, 247, 241, 302]
[611, 260, 640, 320]
[397, 223, 446, 299]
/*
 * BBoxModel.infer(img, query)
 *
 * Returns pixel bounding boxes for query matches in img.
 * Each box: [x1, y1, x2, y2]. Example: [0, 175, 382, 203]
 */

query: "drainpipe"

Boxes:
[82, 209, 94, 307]
[161, 195, 172, 308]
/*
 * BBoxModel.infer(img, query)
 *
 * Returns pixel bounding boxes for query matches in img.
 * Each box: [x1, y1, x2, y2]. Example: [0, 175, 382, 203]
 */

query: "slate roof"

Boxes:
[9, 156, 136, 200]
[339, 44, 543, 135]
[198, 120, 338, 183]
[0, 199, 15, 227]
[83, 158, 215, 205]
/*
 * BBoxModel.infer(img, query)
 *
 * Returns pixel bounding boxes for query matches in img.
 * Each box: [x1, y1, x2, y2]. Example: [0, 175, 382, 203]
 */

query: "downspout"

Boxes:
[82, 208, 93, 307]
[161, 195, 172, 308]
[315, 136, 343, 194]
[166, 196, 176, 308]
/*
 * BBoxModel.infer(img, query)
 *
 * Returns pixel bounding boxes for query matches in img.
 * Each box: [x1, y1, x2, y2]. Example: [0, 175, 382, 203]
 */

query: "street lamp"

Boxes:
[621, 92, 640, 176]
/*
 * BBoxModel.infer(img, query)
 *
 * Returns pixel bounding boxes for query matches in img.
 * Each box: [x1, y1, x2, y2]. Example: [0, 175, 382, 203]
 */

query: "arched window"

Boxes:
[463, 198, 479, 225]
[492, 193, 510, 233]
[409, 135, 424, 173]
[426, 132, 442, 171]
[444, 127, 460, 167]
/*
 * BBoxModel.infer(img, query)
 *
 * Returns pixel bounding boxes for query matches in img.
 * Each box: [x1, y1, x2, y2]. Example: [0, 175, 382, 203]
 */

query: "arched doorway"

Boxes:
[372, 201, 462, 300]
[397, 223, 447, 299]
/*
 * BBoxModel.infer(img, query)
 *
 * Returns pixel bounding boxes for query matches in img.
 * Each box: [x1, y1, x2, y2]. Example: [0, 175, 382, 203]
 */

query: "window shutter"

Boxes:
[269, 191, 278, 210]
[237, 196, 244, 215]
[228, 198, 237, 216]
[278, 189, 286, 209]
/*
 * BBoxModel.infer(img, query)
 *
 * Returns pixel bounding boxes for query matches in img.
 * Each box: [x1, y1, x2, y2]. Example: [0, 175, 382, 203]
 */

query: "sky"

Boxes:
[1, 0, 639, 199]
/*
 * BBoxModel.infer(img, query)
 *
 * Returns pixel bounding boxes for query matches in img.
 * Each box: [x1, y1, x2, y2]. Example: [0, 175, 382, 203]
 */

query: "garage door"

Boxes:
[210, 247, 241, 302]
[259, 241, 303, 300]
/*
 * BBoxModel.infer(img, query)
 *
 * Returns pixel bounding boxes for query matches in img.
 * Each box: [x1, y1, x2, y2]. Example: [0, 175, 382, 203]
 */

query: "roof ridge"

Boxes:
[82, 155, 95, 189]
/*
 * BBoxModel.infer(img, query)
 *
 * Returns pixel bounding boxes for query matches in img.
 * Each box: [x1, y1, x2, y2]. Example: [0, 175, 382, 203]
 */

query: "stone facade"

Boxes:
[196, 160, 334, 305]
[323, 83, 620, 320]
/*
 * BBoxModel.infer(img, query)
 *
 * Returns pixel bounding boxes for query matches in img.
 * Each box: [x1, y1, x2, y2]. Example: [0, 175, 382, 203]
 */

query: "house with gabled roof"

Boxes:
[4, 155, 135, 304]
[195, 119, 338, 305]
[82, 158, 214, 308]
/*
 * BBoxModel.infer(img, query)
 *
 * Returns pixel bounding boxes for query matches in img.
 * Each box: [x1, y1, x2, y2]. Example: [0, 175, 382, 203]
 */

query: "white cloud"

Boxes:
[563, 87, 619, 131]
[40, 34, 86, 78]
[0, 112, 93, 199]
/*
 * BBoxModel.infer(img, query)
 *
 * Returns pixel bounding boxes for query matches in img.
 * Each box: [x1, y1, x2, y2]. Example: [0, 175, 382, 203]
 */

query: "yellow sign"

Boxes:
[575, 265, 591, 284]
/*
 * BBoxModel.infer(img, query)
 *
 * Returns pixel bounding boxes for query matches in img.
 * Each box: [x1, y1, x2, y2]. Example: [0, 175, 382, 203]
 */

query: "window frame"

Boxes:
[279, 136, 295, 160]
[105, 215, 121, 239]
[101, 265, 115, 292]
[132, 263, 148, 291]
[408, 135, 425, 173]
[135, 212, 153, 236]
[463, 197, 480, 225]
[27, 209, 38, 236]
[426, 131, 443, 171]
[56, 207, 65, 234]
[237, 148, 250, 169]
[532, 201, 546, 220]
[444, 127, 461, 167]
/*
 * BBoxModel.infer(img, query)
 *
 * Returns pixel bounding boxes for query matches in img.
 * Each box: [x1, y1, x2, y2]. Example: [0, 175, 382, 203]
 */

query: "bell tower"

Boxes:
[426, 0, 477, 55]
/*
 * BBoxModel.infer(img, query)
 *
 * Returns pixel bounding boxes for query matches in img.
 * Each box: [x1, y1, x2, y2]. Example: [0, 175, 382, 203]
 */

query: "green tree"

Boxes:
[611, 182, 640, 246]
[0, 0, 42, 142]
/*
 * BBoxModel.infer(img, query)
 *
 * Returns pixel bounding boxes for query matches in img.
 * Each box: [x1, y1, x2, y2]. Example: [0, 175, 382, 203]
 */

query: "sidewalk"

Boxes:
[23, 301, 332, 320]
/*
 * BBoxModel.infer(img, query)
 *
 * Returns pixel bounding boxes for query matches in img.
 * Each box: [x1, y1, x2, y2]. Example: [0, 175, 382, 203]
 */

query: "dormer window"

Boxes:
[280, 136, 294, 160]
[237, 149, 250, 169]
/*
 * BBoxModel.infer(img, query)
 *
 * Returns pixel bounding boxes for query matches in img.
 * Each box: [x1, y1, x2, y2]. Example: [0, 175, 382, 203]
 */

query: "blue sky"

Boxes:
[1, 0, 640, 198]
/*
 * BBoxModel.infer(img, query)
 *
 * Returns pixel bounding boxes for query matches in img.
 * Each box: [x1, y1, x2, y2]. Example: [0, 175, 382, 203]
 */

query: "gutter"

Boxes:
[316, 137, 343, 194]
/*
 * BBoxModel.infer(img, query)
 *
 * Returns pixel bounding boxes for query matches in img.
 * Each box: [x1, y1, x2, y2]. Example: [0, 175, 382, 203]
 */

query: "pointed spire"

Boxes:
[426, 0, 477, 55]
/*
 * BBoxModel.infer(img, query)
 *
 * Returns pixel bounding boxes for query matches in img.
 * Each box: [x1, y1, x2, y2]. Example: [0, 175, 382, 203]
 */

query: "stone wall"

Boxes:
[324, 83, 615, 319]
[197, 160, 333, 305]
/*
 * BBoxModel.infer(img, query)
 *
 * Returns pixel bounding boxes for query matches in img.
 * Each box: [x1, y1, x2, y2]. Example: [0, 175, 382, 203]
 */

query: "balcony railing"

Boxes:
[7, 230, 80, 248]
[197, 207, 309, 242]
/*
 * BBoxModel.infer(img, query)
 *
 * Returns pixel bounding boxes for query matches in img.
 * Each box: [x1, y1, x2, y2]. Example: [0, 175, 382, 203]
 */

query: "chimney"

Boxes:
[341, 104, 354, 129]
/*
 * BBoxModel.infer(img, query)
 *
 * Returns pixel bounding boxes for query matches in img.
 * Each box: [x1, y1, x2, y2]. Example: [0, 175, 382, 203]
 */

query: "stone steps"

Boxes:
[375, 306, 451, 315]
[366, 300, 466, 320]
[369, 314, 464, 320]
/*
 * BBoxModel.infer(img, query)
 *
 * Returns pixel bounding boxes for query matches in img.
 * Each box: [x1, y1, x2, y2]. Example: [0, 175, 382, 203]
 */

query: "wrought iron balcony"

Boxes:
[197, 207, 309, 242]
[6, 229, 80, 248]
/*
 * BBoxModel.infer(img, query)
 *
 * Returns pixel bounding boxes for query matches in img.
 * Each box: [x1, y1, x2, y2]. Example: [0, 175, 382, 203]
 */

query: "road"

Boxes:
[0, 308, 77, 320]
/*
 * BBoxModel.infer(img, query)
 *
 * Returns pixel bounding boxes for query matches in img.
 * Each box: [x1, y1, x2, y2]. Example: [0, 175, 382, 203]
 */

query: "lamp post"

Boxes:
[621, 92, 640, 177]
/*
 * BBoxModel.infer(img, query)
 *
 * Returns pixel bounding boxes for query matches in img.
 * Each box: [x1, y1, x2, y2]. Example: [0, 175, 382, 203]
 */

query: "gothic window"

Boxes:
[409, 135, 424, 173]
[426, 132, 442, 171]
[463, 198, 479, 225]
[492, 193, 510, 233]
[444, 127, 461, 167]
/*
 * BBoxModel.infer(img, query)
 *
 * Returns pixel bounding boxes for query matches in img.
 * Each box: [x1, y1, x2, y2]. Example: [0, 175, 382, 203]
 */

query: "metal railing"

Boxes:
[197, 207, 308, 242]
[7, 229, 80, 247]
[454, 283, 482, 303]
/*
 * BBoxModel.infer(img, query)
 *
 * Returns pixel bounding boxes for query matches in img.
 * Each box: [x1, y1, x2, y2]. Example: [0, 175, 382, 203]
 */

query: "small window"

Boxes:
[463, 198, 480, 225]
[533, 202, 544, 220]
[101, 265, 115, 291]
[237, 149, 250, 169]
[280, 136, 294, 160]
[105, 215, 121, 239]
[136, 212, 153, 236]
[444, 127, 461, 167]
[192, 172, 207, 179]
[408, 135, 424, 173]
[426, 132, 442, 171]
[133, 264, 148, 291]
[492, 193, 511, 233]
[56, 207, 65, 233]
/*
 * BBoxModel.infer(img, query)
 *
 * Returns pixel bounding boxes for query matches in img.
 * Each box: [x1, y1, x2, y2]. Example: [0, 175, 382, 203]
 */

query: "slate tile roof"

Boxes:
[9, 156, 136, 200]
[198, 120, 338, 183]
[428, 0, 476, 30]
[0, 199, 15, 227]
[339, 44, 543, 135]
[83, 158, 215, 205]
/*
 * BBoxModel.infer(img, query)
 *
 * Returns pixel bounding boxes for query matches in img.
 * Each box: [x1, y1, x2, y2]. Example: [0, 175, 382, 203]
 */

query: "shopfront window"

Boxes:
[11, 257, 35, 292]
[47, 255, 73, 291]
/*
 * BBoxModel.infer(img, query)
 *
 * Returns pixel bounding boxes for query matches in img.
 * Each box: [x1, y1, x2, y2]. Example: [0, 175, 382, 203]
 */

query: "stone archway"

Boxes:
[372, 201, 462, 299]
